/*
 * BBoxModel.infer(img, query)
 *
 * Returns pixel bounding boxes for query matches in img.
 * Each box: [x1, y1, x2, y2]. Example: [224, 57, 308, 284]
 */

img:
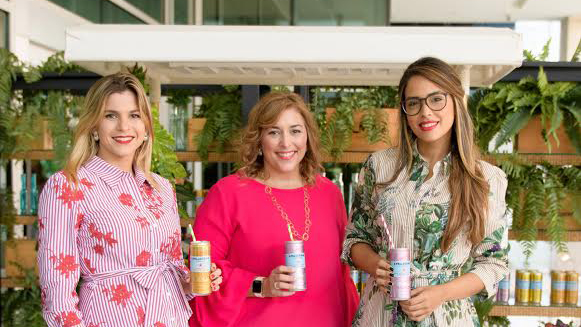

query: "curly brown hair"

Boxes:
[238, 92, 323, 185]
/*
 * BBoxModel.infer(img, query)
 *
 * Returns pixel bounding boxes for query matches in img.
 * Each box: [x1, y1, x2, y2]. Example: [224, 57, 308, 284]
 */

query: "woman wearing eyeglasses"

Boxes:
[342, 57, 509, 326]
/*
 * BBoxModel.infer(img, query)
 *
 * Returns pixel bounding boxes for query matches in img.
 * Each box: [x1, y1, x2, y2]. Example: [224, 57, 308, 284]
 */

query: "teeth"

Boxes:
[114, 137, 133, 141]
[421, 122, 437, 128]
[277, 151, 295, 158]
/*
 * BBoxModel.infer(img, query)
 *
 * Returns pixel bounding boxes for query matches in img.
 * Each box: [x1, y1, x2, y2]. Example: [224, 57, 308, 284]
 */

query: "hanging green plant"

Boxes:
[497, 155, 581, 259]
[0, 264, 46, 327]
[195, 85, 242, 161]
[312, 86, 397, 159]
[166, 89, 192, 109]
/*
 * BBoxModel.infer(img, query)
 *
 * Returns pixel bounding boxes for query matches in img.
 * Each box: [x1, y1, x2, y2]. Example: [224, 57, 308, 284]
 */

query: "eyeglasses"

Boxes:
[402, 92, 448, 116]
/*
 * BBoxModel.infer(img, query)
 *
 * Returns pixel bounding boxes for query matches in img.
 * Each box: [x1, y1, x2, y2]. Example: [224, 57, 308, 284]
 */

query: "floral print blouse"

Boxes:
[341, 146, 509, 327]
[37, 156, 192, 327]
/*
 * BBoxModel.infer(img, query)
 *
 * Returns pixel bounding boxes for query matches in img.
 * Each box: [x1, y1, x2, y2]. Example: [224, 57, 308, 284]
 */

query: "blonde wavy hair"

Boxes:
[63, 72, 158, 188]
[389, 57, 489, 252]
[238, 92, 323, 185]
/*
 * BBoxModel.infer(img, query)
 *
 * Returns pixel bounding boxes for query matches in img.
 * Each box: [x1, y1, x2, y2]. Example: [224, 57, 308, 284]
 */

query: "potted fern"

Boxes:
[470, 41, 580, 155]
[312, 86, 399, 160]
[188, 85, 242, 161]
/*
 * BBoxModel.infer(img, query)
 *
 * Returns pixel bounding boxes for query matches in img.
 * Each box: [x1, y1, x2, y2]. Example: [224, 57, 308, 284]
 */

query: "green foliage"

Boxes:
[166, 89, 192, 109]
[0, 264, 47, 327]
[497, 155, 580, 260]
[523, 38, 551, 62]
[473, 298, 510, 327]
[470, 68, 580, 154]
[0, 189, 17, 240]
[151, 104, 187, 185]
[311, 86, 397, 159]
[572, 39, 581, 62]
[195, 86, 242, 160]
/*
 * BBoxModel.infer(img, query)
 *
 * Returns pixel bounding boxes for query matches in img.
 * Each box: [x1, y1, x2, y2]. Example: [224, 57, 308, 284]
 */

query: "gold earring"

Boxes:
[144, 134, 149, 141]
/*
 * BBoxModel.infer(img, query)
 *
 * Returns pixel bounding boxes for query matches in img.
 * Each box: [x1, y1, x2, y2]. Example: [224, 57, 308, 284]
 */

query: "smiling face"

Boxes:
[405, 75, 455, 148]
[260, 107, 308, 180]
[95, 90, 147, 170]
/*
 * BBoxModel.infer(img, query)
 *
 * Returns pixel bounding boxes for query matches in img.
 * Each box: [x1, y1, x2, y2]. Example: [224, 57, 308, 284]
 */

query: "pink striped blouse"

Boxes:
[37, 156, 192, 327]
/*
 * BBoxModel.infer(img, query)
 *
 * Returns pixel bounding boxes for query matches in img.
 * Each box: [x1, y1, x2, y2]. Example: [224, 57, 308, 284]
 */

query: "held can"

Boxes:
[350, 268, 360, 293]
[515, 270, 530, 304]
[390, 248, 411, 301]
[361, 272, 370, 293]
[285, 241, 306, 291]
[551, 270, 567, 305]
[190, 241, 211, 295]
[530, 270, 543, 305]
[565, 271, 579, 306]
[496, 273, 510, 304]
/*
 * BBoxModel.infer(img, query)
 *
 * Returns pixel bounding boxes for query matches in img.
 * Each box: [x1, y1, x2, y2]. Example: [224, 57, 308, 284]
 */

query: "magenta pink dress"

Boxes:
[189, 173, 358, 327]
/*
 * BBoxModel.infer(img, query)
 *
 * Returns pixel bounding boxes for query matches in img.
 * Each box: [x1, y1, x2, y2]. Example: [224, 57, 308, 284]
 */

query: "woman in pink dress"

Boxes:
[37, 73, 222, 327]
[189, 92, 359, 327]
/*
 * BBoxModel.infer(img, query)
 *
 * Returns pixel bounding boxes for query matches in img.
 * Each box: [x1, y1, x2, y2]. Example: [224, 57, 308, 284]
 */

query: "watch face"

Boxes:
[252, 279, 262, 294]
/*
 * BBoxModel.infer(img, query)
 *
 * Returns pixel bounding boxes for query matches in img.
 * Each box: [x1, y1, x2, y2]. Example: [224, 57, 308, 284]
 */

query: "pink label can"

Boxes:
[390, 248, 411, 300]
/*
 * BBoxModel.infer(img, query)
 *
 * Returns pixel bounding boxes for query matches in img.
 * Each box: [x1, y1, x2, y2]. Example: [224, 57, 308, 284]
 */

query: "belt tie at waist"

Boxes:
[84, 261, 191, 326]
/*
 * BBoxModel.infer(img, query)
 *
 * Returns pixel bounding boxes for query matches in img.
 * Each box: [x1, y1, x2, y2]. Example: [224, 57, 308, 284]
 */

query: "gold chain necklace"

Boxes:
[265, 185, 312, 241]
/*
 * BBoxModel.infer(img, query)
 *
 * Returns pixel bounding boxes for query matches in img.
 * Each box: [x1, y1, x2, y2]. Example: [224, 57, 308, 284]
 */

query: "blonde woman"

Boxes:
[37, 73, 222, 327]
[342, 57, 509, 326]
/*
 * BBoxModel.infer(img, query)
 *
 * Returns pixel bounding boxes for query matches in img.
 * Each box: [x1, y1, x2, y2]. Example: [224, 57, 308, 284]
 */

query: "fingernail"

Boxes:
[388, 282, 392, 286]
[389, 273, 394, 277]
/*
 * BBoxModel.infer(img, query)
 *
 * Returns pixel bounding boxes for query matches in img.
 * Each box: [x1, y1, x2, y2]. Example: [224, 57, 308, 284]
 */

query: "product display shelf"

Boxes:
[489, 304, 581, 317]
[15, 215, 36, 225]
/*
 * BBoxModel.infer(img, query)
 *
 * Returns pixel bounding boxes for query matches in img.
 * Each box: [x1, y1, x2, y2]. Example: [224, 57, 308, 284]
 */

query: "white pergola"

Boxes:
[65, 25, 523, 98]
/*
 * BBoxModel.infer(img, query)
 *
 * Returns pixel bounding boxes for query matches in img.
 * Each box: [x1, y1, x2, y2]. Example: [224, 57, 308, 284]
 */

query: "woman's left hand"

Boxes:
[209, 263, 223, 291]
[182, 263, 223, 293]
[399, 285, 446, 322]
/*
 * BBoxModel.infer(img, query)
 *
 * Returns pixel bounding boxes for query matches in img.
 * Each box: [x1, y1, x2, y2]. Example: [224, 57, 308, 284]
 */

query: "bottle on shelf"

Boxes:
[348, 172, 359, 212]
[330, 168, 344, 199]
[170, 104, 188, 151]
[30, 173, 38, 215]
[19, 174, 27, 215]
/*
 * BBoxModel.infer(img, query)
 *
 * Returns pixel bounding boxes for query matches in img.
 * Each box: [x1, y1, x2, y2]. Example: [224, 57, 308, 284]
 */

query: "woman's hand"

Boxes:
[373, 258, 392, 294]
[182, 263, 223, 293]
[261, 265, 296, 297]
[209, 263, 223, 291]
[400, 285, 446, 321]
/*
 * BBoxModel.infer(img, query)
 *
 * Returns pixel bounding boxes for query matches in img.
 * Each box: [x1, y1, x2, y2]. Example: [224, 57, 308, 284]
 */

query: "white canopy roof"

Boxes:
[65, 25, 522, 86]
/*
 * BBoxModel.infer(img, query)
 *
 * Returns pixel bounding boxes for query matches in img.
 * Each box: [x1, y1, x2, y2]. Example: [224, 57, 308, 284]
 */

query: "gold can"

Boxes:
[565, 271, 579, 306]
[530, 270, 543, 304]
[516, 270, 531, 304]
[190, 241, 211, 295]
[551, 270, 567, 305]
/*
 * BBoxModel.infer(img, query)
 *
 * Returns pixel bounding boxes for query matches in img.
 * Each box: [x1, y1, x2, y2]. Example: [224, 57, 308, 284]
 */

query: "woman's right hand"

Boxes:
[262, 265, 296, 297]
[374, 258, 393, 294]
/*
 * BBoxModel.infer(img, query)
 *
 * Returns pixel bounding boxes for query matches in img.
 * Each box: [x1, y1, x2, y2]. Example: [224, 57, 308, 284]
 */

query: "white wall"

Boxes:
[0, 0, 89, 64]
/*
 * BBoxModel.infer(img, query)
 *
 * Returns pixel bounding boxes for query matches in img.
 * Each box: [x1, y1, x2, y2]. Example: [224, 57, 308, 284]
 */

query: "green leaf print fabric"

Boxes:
[341, 146, 509, 327]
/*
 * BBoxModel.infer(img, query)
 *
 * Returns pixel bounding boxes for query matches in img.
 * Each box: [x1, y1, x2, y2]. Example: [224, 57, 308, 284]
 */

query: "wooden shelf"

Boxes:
[509, 230, 581, 242]
[489, 304, 581, 317]
[0, 277, 29, 288]
[15, 216, 36, 225]
[11, 150, 54, 160]
[11, 151, 580, 165]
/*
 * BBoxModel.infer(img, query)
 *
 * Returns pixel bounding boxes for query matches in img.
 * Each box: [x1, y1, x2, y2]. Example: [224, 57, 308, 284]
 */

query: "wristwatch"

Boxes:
[252, 277, 266, 298]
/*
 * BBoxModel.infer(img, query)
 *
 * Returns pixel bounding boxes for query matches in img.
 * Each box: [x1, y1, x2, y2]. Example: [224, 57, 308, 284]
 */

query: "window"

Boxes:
[48, 0, 145, 24]
[0, 9, 7, 49]
[124, 0, 164, 22]
[203, 0, 387, 26]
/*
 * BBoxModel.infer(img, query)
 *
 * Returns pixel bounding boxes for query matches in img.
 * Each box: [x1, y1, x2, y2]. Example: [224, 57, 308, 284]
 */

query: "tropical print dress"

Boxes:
[341, 146, 509, 327]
